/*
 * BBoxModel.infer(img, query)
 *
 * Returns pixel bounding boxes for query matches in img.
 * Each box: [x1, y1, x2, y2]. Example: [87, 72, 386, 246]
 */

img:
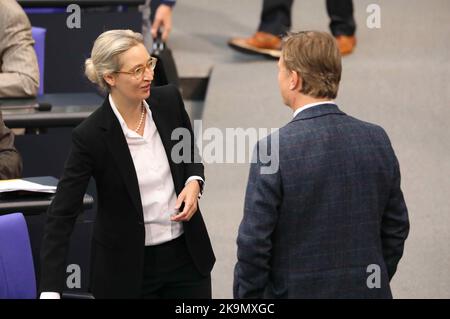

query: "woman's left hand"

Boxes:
[171, 180, 200, 222]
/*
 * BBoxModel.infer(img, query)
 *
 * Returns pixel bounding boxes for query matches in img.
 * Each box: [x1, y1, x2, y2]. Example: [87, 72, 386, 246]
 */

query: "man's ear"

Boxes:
[104, 73, 116, 88]
[289, 70, 300, 91]
[290, 70, 304, 92]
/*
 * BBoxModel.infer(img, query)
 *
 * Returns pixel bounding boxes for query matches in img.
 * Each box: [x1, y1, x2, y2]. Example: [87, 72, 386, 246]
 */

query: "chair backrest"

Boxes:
[31, 27, 46, 96]
[0, 213, 36, 299]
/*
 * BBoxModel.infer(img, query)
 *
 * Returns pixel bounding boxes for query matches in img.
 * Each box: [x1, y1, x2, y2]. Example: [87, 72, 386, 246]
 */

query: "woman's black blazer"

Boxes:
[39, 85, 215, 298]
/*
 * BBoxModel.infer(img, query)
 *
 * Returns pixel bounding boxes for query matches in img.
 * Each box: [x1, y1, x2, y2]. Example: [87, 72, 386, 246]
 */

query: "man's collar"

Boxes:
[291, 103, 346, 122]
[292, 101, 336, 118]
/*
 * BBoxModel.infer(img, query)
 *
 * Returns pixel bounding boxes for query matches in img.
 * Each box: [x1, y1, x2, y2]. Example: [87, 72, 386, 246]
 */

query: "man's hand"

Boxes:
[171, 180, 200, 222]
[151, 4, 173, 42]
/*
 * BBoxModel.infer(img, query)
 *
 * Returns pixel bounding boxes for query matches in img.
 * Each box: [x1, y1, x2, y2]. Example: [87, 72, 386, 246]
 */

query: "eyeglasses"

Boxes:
[114, 57, 157, 80]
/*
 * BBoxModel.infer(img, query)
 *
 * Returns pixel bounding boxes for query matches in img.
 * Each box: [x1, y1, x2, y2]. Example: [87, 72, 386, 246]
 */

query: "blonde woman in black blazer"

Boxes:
[39, 30, 215, 299]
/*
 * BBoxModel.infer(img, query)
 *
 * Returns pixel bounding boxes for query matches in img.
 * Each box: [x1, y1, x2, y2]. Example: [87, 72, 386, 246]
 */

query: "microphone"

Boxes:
[35, 102, 52, 111]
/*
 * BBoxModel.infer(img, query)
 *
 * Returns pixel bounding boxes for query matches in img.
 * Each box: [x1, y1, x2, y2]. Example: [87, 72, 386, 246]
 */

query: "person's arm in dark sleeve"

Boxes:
[173, 85, 204, 181]
[169, 85, 204, 222]
[39, 129, 94, 293]
[381, 147, 410, 281]
[233, 137, 282, 299]
[161, 0, 176, 7]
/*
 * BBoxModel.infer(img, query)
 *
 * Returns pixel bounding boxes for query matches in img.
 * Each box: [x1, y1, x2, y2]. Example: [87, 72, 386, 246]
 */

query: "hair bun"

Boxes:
[84, 58, 99, 84]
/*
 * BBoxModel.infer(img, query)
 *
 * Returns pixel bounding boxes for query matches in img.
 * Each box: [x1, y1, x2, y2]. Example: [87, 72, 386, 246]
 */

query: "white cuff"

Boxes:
[185, 176, 204, 199]
[40, 292, 61, 299]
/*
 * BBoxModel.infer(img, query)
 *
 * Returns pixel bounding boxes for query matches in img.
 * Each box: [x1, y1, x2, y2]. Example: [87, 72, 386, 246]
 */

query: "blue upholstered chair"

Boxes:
[0, 212, 95, 300]
[31, 27, 46, 96]
[0, 213, 36, 299]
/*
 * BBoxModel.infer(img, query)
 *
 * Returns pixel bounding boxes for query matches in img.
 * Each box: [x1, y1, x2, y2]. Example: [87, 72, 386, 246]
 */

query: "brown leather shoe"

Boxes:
[228, 31, 282, 59]
[335, 35, 357, 56]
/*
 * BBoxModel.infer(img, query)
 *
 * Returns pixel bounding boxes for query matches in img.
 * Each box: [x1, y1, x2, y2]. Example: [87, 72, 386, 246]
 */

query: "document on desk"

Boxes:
[0, 179, 56, 194]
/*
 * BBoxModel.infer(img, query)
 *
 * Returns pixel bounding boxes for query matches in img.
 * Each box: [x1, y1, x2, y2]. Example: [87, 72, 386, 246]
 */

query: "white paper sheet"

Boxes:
[0, 179, 56, 194]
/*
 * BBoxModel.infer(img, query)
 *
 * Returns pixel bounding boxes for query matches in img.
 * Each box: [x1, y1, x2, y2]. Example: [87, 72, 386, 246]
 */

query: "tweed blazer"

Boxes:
[234, 104, 409, 299]
[0, 0, 39, 97]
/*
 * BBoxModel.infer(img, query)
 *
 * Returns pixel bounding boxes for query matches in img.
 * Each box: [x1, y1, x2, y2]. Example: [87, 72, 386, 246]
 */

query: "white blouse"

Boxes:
[109, 95, 202, 246]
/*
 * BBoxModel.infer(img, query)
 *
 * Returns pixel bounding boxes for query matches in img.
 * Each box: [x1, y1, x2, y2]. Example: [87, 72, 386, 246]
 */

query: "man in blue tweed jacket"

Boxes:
[234, 31, 410, 299]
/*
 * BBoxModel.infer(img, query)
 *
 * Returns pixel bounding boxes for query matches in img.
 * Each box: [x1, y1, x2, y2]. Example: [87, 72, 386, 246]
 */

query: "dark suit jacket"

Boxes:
[0, 110, 22, 179]
[39, 85, 215, 298]
[234, 104, 409, 299]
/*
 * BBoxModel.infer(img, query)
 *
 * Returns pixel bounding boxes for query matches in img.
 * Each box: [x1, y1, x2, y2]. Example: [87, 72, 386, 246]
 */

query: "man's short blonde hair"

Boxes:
[282, 31, 342, 99]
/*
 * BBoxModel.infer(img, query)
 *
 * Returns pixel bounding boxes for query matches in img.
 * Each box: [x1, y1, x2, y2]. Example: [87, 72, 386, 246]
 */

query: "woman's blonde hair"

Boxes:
[282, 31, 342, 99]
[84, 29, 144, 92]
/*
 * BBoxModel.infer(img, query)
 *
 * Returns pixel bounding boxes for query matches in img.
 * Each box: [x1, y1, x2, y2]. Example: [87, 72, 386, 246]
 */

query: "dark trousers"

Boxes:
[258, 0, 356, 37]
[141, 234, 211, 299]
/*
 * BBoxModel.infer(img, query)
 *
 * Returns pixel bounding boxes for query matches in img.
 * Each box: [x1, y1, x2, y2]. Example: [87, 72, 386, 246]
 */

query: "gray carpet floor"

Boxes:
[174, 0, 450, 298]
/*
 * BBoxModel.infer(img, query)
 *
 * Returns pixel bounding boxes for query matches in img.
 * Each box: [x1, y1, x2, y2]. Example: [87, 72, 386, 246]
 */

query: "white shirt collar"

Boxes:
[109, 94, 151, 136]
[292, 101, 336, 118]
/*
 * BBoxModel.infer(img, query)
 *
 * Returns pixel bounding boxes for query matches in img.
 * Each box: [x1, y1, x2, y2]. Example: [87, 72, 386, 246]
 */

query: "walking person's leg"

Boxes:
[258, 0, 294, 36]
[228, 0, 294, 59]
[326, 0, 357, 55]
